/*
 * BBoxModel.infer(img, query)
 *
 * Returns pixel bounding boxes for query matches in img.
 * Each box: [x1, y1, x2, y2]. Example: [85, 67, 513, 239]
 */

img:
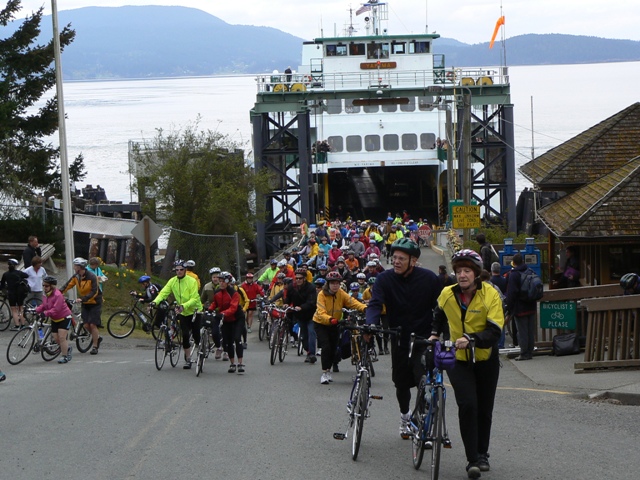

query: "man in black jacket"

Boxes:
[22, 236, 42, 268]
[505, 253, 537, 361]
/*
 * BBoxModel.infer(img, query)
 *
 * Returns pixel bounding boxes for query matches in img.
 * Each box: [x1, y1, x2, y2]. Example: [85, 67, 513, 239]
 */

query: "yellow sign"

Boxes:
[452, 205, 480, 229]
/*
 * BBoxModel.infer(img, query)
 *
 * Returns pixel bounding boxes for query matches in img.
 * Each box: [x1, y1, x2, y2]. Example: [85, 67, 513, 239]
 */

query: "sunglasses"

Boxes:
[295, 276, 304, 280]
[175, 268, 185, 272]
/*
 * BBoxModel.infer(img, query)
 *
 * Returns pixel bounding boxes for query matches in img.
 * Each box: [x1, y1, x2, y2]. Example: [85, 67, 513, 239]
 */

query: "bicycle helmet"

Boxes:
[283, 277, 293, 285]
[326, 271, 343, 282]
[43, 275, 58, 285]
[173, 259, 184, 266]
[389, 238, 421, 259]
[336, 256, 345, 263]
[138, 275, 151, 283]
[294, 268, 306, 276]
[366, 261, 377, 268]
[185, 260, 196, 267]
[387, 216, 393, 222]
[220, 271, 233, 283]
[276, 272, 286, 280]
[367, 276, 376, 285]
[246, 273, 254, 279]
[277, 259, 287, 267]
[346, 250, 355, 256]
[620, 273, 639, 290]
[451, 249, 483, 276]
[73, 257, 88, 267]
[369, 253, 379, 260]
[356, 272, 366, 280]
[318, 264, 328, 270]
[209, 267, 221, 274]
[348, 282, 359, 291]
[314, 277, 326, 286]
[340, 245, 349, 251]
[270, 258, 278, 265]
[7, 258, 19, 266]
[331, 242, 338, 247]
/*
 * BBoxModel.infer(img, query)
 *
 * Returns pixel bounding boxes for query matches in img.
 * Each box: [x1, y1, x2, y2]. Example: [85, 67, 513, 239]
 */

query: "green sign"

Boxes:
[540, 301, 577, 329]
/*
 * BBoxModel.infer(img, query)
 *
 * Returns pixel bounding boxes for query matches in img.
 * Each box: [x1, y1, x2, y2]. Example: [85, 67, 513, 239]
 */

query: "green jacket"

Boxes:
[156, 274, 202, 316]
[258, 266, 278, 284]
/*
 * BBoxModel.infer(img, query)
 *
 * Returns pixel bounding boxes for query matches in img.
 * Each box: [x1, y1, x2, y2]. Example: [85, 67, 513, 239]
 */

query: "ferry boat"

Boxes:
[251, 0, 514, 253]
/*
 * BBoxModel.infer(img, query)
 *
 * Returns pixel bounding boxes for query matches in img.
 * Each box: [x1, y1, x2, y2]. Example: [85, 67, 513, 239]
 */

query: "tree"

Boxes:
[0, 0, 85, 202]
[131, 120, 272, 239]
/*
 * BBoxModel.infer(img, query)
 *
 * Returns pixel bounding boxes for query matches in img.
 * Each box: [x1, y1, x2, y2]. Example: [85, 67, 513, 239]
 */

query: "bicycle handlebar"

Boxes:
[342, 323, 400, 337]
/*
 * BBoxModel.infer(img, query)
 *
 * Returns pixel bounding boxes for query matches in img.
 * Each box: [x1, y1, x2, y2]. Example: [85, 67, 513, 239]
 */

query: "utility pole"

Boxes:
[460, 92, 472, 242]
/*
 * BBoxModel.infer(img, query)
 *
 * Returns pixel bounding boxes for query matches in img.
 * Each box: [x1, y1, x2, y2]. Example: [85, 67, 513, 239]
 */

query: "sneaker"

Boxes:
[97, 336, 103, 349]
[477, 453, 490, 472]
[183, 360, 192, 369]
[309, 355, 317, 364]
[215, 348, 222, 360]
[304, 355, 311, 363]
[228, 364, 236, 373]
[466, 463, 481, 479]
[321, 372, 330, 384]
[327, 372, 333, 383]
[379, 348, 385, 356]
[247, 327, 252, 333]
[0, 371, 6, 382]
[9, 325, 20, 331]
[332, 363, 339, 373]
[384, 347, 390, 355]
[223, 352, 229, 361]
[58, 356, 69, 364]
[90, 346, 99, 355]
[237, 364, 245, 374]
[400, 412, 411, 439]
[66, 346, 73, 361]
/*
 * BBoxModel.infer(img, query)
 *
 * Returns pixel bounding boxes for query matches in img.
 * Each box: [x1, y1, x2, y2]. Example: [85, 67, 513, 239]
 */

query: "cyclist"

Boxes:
[208, 272, 245, 374]
[364, 238, 442, 439]
[332, 256, 353, 286]
[314, 277, 326, 293]
[61, 257, 103, 355]
[154, 260, 203, 368]
[130, 275, 164, 330]
[201, 267, 224, 360]
[429, 249, 504, 479]
[349, 282, 363, 300]
[313, 271, 366, 384]
[384, 225, 400, 264]
[184, 260, 201, 289]
[258, 259, 279, 290]
[364, 260, 379, 281]
[1, 258, 30, 330]
[355, 272, 367, 295]
[313, 264, 329, 283]
[36, 276, 74, 363]
[271, 268, 318, 363]
[241, 273, 265, 334]
[268, 273, 287, 306]
[620, 273, 640, 295]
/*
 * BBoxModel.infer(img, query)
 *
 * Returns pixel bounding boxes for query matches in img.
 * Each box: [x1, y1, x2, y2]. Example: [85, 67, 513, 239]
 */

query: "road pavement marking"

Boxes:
[497, 386, 571, 395]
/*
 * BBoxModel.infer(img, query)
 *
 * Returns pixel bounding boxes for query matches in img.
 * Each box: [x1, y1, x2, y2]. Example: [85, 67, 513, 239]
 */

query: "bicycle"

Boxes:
[256, 298, 270, 342]
[107, 293, 160, 339]
[6, 309, 61, 364]
[342, 308, 377, 378]
[269, 305, 294, 365]
[408, 334, 455, 479]
[154, 302, 182, 370]
[65, 299, 93, 353]
[195, 311, 220, 377]
[333, 323, 399, 461]
[0, 293, 11, 331]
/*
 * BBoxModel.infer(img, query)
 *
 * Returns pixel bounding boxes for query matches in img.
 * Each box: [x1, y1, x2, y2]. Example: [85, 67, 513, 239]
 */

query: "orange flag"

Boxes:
[489, 16, 505, 49]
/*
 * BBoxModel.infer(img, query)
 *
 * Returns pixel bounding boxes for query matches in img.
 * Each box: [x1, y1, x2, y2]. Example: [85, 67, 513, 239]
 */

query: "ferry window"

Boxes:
[409, 41, 430, 54]
[420, 133, 436, 149]
[365, 135, 380, 151]
[336, 44, 348, 56]
[382, 103, 397, 113]
[346, 135, 362, 152]
[350, 43, 365, 56]
[392, 42, 406, 54]
[326, 99, 342, 114]
[383, 134, 399, 151]
[418, 96, 436, 111]
[326, 44, 337, 56]
[402, 134, 418, 150]
[328, 136, 344, 152]
[400, 97, 416, 112]
[363, 104, 379, 113]
[344, 99, 361, 114]
[367, 42, 389, 59]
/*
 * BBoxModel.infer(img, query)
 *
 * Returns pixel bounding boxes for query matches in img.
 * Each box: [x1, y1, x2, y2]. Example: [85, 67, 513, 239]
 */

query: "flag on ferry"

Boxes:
[356, 4, 372, 16]
[489, 16, 505, 49]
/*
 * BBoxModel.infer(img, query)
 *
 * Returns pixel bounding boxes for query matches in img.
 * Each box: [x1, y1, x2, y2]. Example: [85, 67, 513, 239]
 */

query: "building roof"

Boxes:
[520, 102, 640, 190]
[538, 156, 640, 240]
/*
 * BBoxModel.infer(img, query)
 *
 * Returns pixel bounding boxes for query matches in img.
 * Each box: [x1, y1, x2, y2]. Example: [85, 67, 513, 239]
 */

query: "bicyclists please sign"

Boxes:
[540, 301, 577, 329]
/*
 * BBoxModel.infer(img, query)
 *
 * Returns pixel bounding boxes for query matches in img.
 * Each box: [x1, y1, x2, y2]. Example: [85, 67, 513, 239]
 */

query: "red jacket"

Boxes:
[241, 281, 265, 309]
[208, 287, 241, 322]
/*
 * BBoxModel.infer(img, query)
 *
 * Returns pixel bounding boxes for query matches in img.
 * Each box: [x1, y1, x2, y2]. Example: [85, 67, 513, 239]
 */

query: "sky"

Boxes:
[16, 1, 640, 44]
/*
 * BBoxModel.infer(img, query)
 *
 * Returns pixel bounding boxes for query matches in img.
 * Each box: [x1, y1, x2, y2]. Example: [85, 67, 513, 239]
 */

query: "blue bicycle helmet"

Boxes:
[138, 275, 151, 283]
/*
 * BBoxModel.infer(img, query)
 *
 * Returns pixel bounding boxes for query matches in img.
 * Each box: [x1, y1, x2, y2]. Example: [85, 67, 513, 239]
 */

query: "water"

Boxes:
[53, 62, 639, 203]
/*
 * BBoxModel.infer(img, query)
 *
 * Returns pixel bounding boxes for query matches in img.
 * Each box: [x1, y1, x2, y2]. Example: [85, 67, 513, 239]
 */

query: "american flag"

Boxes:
[356, 4, 372, 16]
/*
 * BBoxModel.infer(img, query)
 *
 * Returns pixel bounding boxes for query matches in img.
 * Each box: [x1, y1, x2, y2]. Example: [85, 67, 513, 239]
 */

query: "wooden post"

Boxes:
[144, 217, 152, 276]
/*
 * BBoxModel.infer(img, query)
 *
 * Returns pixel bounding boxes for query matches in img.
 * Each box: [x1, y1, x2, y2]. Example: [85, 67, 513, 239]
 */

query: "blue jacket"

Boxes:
[366, 266, 442, 348]
[506, 264, 537, 317]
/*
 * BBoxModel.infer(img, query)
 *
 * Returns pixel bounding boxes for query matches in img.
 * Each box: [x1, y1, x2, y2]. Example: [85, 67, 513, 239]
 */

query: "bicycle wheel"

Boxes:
[75, 322, 93, 353]
[297, 330, 304, 356]
[278, 325, 287, 362]
[269, 323, 279, 365]
[428, 387, 444, 480]
[170, 327, 182, 367]
[7, 328, 35, 365]
[0, 300, 10, 331]
[107, 310, 136, 338]
[41, 329, 61, 361]
[196, 332, 207, 377]
[412, 376, 428, 470]
[352, 370, 368, 461]
[155, 329, 167, 371]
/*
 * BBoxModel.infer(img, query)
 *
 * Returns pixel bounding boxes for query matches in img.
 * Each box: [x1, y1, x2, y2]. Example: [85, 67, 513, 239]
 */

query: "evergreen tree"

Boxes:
[0, 0, 85, 201]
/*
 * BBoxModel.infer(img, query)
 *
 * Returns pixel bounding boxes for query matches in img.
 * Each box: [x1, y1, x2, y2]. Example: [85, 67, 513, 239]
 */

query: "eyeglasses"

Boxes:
[295, 276, 304, 280]
[391, 256, 409, 263]
[175, 268, 185, 272]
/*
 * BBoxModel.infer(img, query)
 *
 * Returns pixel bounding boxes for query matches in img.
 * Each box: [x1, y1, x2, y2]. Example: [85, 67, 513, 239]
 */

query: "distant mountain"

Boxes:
[6, 6, 639, 79]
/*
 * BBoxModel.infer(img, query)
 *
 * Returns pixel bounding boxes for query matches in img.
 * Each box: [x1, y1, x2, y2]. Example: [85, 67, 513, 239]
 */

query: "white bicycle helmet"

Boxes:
[185, 260, 196, 267]
[73, 257, 88, 267]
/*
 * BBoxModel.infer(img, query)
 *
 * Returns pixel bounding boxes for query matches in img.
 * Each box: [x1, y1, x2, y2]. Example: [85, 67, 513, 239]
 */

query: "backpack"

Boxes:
[17, 278, 31, 297]
[518, 268, 544, 302]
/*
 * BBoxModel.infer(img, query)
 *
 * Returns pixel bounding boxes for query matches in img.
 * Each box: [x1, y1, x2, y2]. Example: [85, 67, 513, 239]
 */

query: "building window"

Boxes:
[365, 135, 380, 151]
[336, 44, 348, 56]
[420, 133, 437, 149]
[350, 43, 365, 55]
[344, 99, 361, 114]
[418, 96, 436, 111]
[402, 134, 418, 150]
[392, 42, 406, 54]
[382, 103, 397, 113]
[328, 136, 343, 152]
[409, 41, 430, 54]
[367, 42, 389, 59]
[363, 104, 379, 113]
[400, 96, 416, 112]
[326, 45, 337, 56]
[383, 134, 399, 151]
[346, 135, 362, 152]
[326, 99, 342, 114]
[609, 246, 640, 280]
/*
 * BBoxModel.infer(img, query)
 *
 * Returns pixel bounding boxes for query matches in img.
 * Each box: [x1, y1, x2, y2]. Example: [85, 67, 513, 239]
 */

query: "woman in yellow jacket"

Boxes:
[429, 249, 504, 479]
[313, 271, 366, 384]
